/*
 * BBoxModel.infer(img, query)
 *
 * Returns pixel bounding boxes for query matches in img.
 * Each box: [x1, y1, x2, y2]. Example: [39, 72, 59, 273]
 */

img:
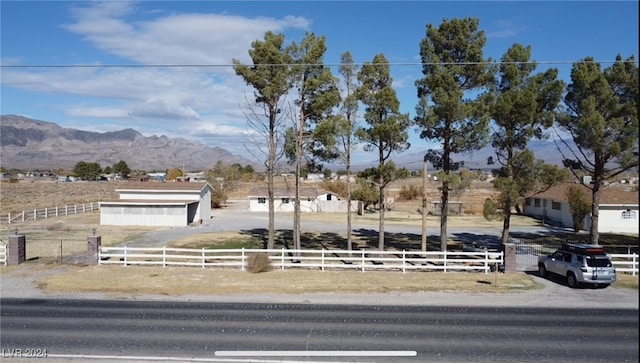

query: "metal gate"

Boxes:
[512, 237, 563, 272]
[26, 234, 87, 264]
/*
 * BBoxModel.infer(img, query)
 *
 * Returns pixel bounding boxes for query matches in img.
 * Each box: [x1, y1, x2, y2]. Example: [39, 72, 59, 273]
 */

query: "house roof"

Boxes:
[115, 181, 212, 192]
[99, 200, 195, 206]
[248, 186, 328, 199]
[528, 182, 638, 205]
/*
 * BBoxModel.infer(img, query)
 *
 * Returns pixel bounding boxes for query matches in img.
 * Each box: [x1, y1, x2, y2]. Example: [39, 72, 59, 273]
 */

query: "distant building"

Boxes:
[523, 182, 638, 234]
[247, 186, 357, 213]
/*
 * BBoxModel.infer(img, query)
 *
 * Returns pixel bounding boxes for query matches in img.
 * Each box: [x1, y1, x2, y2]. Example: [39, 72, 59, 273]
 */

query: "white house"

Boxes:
[248, 186, 356, 213]
[523, 182, 638, 234]
[99, 181, 213, 227]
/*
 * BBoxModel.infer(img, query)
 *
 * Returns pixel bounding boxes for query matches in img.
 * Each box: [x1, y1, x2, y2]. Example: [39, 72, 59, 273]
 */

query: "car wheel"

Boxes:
[567, 273, 579, 288]
[538, 264, 548, 278]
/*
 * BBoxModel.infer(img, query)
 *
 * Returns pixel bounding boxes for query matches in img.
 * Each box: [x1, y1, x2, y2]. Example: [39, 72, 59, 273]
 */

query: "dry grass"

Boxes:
[27, 265, 543, 296]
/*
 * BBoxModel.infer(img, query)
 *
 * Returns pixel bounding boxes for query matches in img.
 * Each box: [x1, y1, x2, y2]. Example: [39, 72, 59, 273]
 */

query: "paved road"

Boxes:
[1, 298, 638, 363]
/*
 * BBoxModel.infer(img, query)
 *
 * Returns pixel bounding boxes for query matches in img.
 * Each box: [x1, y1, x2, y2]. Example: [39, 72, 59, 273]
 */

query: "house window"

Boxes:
[534, 198, 540, 207]
[552, 201, 561, 210]
[327, 194, 332, 201]
[525, 198, 531, 206]
[258, 198, 266, 204]
[282, 198, 290, 204]
[621, 210, 637, 220]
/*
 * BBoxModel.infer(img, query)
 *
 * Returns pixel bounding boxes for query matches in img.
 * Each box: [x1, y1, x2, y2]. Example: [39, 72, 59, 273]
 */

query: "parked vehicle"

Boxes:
[538, 243, 616, 288]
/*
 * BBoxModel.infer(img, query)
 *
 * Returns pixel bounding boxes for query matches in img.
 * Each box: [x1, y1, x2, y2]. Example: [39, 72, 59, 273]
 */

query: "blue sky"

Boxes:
[1, 1, 638, 169]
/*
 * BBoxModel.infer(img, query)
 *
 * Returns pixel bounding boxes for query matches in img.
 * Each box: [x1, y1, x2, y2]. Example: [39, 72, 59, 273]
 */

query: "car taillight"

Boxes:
[581, 268, 587, 272]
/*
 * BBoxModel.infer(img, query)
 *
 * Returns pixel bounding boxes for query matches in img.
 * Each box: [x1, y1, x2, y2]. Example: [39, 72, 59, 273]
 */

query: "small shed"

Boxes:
[99, 181, 213, 227]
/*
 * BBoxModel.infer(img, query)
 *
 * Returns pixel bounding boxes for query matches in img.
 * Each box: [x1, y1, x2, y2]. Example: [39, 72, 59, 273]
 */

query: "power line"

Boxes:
[1, 60, 637, 68]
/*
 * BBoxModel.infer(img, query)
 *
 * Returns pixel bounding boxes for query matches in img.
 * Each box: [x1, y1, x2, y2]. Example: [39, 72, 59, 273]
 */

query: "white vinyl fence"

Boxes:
[0, 203, 100, 225]
[610, 254, 639, 275]
[0, 244, 6, 266]
[99, 247, 504, 273]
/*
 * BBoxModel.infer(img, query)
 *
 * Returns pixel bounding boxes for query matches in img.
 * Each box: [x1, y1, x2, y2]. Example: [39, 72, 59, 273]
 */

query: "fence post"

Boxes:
[241, 248, 245, 271]
[361, 249, 365, 272]
[163, 246, 167, 267]
[202, 248, 205, 268]
[443, 251, 447, 273]
[86, 233, 102, 265]
[321, 249, 325, 271]
[402, 250, 406, 273]
[33, 209, 37, 221]
[7, 233, 26, 265]
[281, 248, 285, 270]
[124, 246, 128, 266]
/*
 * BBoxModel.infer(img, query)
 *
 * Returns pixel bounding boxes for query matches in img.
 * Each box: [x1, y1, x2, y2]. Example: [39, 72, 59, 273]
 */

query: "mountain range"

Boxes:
[1, 114, 569, 173]
[0, 115, 254, 171]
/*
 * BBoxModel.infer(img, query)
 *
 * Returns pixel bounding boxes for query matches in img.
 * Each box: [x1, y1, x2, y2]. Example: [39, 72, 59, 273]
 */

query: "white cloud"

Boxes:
[485, 19, 525, 39]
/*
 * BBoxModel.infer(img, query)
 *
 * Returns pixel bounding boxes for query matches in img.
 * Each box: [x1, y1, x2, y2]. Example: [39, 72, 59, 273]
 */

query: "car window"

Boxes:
[586, 256, 612, 267]
[576, 256, 584, 265]
[563, 253, 572, 262]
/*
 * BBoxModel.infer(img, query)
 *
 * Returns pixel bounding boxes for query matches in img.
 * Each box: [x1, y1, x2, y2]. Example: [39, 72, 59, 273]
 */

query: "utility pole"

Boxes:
[421, 153, 428, 252]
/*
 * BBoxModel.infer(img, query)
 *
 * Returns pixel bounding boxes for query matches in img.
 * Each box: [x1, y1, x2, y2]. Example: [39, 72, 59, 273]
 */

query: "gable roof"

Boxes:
[248, 185, 328, 199]
[115, 181, 212, 193]
[528, 182, 638, 205]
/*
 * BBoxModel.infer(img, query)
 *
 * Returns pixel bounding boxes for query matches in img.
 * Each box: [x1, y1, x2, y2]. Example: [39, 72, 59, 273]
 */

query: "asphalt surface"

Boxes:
[2, 299, 638, 363]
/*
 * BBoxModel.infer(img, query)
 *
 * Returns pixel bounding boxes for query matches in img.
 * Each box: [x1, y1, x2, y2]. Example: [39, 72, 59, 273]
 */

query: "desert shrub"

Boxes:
[211, 188, 228, 209]
[398, 184, 422, 201]
[247, 253, 272, 273]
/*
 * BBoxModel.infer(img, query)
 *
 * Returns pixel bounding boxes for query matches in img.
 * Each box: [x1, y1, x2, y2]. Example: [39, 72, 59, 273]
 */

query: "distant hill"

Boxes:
[0, 115, 255, 171]
[387, 138, 571, 172]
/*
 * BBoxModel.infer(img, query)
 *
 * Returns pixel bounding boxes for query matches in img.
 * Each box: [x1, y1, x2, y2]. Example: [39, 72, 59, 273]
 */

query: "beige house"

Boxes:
[100, 181, 213, 227]
[523, 182, 638, 234]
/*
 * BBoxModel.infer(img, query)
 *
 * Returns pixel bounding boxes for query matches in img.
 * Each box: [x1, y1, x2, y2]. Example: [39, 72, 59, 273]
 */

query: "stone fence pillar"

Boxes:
[503, 243, 517, 273]
[86, 235, 102, 265]
[7, 234, 26, 266]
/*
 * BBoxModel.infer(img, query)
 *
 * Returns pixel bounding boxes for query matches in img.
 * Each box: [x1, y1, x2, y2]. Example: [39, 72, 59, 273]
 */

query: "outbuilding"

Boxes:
[99, 181, 213, 227]
[523, 182, 638, 234]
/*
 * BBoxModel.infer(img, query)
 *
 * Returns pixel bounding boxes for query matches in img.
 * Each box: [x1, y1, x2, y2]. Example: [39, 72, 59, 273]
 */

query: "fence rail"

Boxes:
[0, 203, 100, 225]
[99, 247, 504, 273]
[610, 253, 639, 276]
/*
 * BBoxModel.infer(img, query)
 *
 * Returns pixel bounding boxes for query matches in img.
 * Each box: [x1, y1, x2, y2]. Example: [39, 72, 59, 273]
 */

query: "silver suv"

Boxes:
[538, 243, 616, 288]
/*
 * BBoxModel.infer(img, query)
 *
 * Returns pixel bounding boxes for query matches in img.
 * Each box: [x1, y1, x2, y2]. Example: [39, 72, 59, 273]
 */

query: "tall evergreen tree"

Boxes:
[286, 32, 341, 251]
[414, 17, 493, 252]
[557, 55, 639, 244]
[489, 43, 565, 245]
[356, 53, 411, 251]
[233, 31, 293, 249]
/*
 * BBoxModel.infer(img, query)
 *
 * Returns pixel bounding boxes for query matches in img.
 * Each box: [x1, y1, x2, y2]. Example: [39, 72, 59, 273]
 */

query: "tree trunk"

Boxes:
[378, 173, 385, 252]
[267, 114, 276, 250]
[421, 155, 428, 252]
[440, 181, 448, 252]
[590, 176, 601, 245]
[346, 140, 353, 251]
